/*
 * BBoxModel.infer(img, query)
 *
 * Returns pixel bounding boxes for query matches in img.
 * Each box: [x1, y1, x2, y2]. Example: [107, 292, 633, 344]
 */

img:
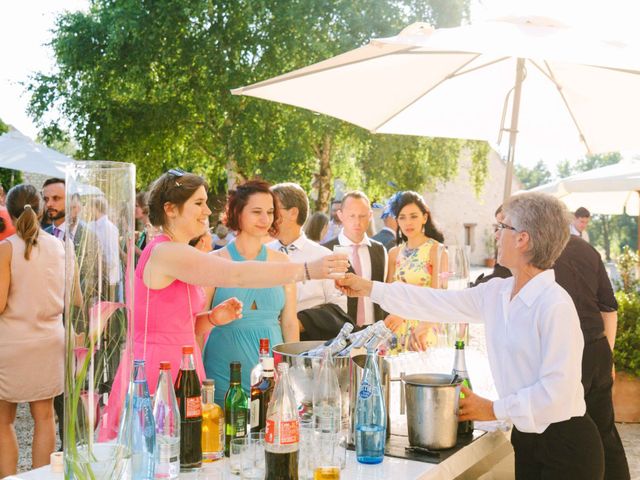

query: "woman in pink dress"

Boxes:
[0, 185, 65, 477]
[100, 170, 348, 440]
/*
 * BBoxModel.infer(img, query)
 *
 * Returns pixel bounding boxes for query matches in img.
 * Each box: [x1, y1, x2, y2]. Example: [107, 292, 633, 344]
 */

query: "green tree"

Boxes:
[0, 118, 24, 189]
[514, 160, 552, 189]
[28, 0, 483, 208]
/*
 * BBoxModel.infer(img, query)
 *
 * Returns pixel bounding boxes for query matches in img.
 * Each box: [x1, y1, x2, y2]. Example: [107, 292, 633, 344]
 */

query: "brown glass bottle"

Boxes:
[250, 357, 275, 433]
[174, 345, 203, 470]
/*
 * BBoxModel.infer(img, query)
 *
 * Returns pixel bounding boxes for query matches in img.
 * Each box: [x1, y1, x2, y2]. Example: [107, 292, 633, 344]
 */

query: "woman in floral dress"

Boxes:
[384, 191, 445, 352]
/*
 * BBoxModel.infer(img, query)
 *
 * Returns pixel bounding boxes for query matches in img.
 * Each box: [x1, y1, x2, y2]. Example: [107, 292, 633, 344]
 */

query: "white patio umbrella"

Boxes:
[232, 16, 640, 201]
[0, 129, 75, 177]
[529, 159, 640, 216]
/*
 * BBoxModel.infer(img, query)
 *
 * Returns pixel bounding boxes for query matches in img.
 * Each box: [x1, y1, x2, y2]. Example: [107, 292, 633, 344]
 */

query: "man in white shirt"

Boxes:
[268, 183, 348, 339]
[323, 191, 387, 326]
[87, 196, 121, 296]
[570, 206, 591, 242]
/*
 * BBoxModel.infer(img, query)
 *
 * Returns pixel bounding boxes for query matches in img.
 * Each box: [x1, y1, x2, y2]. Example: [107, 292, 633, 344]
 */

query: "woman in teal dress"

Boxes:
[203, 180, 298, 404]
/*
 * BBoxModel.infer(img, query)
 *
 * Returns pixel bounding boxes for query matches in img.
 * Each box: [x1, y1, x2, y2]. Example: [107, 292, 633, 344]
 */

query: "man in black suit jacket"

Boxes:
[323, 191, 387, 326]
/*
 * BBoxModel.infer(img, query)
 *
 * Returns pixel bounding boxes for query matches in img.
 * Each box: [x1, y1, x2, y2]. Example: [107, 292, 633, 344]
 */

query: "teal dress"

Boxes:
[203, 242, 285, 406]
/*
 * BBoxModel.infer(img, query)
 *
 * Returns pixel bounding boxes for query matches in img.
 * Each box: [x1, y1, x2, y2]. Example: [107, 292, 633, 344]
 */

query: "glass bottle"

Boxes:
[250, 357, 276, 433]
[152, 361, 180, 479]
[265, 363, 299, 480]
[452, 340, 474, 435]
[354, 347, 386, 464]
[132, 359, 156, 480]
[224, 361, 249, 456]
[250, 338, 271, 387]
[201, 379, 224, 461]
[174, 345, 202, 470]
[313, 349, 344, 469]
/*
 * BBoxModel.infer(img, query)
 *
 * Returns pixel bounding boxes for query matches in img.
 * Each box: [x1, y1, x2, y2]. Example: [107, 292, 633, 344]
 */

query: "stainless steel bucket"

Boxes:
[403, 373, 462, 450]
[272, 342, 351, 430]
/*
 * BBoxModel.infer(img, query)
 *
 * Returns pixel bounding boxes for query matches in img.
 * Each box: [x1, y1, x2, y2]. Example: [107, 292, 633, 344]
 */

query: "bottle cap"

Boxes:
[455, 340, 465, 349]
[259, 338, 270, 354]
[230, 361, 241, 372]
[159, 361, 171, 370]
[182, 345, 194, 354]
[50, 452, 63, 473]
[262, 357, 274, 371]
[203, 379, 215, 386]
[134, 359, 145, 366]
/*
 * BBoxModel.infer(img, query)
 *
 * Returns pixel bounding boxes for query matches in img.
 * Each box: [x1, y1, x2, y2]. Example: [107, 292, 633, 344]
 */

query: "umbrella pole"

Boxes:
[503, 58, 526, 203]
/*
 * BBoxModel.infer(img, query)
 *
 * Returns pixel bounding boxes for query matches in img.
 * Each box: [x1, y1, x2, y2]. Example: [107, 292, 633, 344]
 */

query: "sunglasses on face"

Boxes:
[493, 221, 519, 233]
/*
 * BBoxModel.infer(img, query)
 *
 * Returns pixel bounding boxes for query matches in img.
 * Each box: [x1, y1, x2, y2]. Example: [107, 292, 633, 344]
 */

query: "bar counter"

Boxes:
[15, 430, 512, 480]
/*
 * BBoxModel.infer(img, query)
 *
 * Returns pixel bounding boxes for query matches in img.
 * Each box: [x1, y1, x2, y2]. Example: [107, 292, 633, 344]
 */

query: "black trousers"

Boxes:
[54, 392, 64, 450]
[511, 415, 604, 480]
[582, 337, 630, 480]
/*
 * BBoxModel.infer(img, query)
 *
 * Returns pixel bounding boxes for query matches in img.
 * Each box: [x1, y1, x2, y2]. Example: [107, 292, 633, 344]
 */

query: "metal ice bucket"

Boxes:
[272, 341, 351, 430]
[403, 373, 462, 450]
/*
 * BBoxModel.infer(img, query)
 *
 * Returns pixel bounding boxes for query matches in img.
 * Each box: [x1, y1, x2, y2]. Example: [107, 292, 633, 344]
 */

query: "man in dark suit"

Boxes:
[372, 203, 397, 251]
[323, 191, 387, 326]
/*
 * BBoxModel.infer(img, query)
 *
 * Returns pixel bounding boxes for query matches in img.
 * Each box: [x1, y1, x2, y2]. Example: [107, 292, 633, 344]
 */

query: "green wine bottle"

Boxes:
[224, 361, 249, 456]
[452, 340, 474, 436]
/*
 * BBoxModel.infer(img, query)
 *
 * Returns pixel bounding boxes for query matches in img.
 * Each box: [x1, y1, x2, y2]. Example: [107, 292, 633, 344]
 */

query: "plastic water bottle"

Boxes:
[354, 347, 386, 464]
[132, 359, 156, 480]
[153, 361, 180, 479]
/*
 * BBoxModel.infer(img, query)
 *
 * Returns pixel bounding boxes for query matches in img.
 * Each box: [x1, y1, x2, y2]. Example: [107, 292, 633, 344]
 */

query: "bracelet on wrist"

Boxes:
[304, 262, 311, 282]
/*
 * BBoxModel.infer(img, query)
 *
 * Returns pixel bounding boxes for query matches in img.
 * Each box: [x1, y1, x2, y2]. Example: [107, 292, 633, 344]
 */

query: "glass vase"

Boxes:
[63, 161, 136, 479]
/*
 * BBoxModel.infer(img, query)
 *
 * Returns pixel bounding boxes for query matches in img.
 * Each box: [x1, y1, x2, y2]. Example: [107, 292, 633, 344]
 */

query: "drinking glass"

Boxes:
[331, 245, 351, 278]
[437, 245, 471, 347]
[241, 433, 265, 480]
[298, 418, 315, 480]
[229, 438, 248, 476]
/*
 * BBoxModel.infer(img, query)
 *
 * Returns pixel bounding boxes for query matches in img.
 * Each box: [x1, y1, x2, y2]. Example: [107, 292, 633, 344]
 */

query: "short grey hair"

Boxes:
[271, 183, 309, 226]
[504, 192, 570, 270]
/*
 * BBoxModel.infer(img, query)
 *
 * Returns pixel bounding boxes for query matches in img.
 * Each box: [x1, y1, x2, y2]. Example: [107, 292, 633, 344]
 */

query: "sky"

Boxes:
[0, 0, 639, 168]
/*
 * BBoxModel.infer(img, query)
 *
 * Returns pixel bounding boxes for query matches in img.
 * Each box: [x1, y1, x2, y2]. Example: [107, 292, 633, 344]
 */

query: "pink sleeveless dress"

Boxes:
[99, 234, 205, 440]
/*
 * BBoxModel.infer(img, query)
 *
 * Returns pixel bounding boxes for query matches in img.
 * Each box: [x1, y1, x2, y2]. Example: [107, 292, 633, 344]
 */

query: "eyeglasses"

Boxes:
[167, 168, 185, 187]
[493, 221, 519, 233]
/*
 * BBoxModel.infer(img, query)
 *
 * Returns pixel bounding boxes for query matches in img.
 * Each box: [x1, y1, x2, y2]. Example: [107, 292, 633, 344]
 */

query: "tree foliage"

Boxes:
[28, 0, 487, 206]
[514, 160, 552, 190]
[0, 118, 24, 189]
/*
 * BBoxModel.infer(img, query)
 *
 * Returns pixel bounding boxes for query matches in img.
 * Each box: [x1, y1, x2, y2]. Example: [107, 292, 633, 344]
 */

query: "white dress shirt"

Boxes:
[569, 223, 590, 242]
[370, 270, 586, 433]
[339, 230, 388, 325]
[267, 233, 347, 312]
[88, 215, 121, 285]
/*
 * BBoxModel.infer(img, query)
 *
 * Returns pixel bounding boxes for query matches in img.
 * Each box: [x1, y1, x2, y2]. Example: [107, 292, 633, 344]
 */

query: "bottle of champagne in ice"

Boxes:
[153, 361, 180, 479]
[355, 346, 386, 464]
[452, 340, 474, 435]
[265, 363, 300, 480]
[303, 323, 353, 357]
[174, 346, 202, 470]
[250, 338, 271, 387]
[201, 379, 225, 461]
[131, 359, 156, 480]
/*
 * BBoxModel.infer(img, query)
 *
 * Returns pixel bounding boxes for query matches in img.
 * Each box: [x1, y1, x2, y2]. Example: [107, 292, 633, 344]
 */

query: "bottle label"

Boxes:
[359, 380, 372, 399]
[233, 409, 247, 437]
[185, 396, 202, 418]
[265, 419, 299, 445]
[250, 398, 260, 429]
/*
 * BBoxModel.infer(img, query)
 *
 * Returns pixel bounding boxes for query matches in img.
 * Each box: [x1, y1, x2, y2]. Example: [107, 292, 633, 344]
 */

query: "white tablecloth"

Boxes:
[15, 431, 512, 480]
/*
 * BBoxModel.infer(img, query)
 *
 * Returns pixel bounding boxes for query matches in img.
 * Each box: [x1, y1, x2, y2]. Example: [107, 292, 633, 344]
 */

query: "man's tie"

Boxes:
[52, 226, 64, 240]
[351, 244, 366, 326]
[279, 243, 297, 255]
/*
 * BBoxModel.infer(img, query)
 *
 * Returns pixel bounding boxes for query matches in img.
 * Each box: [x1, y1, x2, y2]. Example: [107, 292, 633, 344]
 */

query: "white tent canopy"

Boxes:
[529, 160, 640, 215]
[0, 129, 75, 178]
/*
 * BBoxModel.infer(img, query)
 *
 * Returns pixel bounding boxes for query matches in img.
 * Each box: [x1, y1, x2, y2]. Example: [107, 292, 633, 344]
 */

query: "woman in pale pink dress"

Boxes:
[0, 185, 65, 477]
